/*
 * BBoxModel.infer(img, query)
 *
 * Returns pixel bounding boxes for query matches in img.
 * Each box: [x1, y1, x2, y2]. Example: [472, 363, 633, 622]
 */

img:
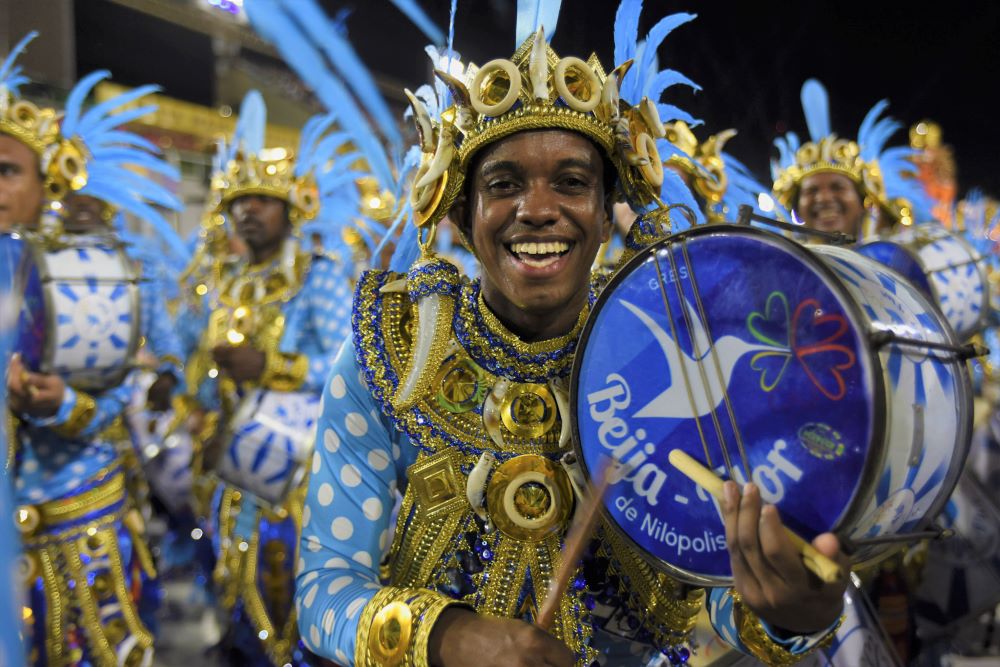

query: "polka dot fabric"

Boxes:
[295, 341, 418, 660]
[17, 378, 133, 505]
[296, 256, 354, 392]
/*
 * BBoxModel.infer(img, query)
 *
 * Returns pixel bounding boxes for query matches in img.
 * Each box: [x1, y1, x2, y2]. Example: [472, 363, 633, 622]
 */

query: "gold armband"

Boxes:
[355, 587, 467, 667]
[732, 592, 842, 667]
[259, 351, 308, 392]
[52, 391, 97, 439]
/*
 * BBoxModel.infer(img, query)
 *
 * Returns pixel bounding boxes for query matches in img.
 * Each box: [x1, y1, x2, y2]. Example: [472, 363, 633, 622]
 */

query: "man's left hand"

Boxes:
[211, 344, 266, 383]
[722, 481, 849, 635]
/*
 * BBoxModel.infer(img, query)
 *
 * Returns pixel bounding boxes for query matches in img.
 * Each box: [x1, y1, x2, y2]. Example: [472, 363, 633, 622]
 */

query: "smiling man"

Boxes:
[297, 23, 848, 667]
[772, 79, 925, 240]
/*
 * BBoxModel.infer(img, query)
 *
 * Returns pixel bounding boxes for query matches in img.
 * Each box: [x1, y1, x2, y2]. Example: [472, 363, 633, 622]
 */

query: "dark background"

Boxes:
[75, 0, 1000, 196]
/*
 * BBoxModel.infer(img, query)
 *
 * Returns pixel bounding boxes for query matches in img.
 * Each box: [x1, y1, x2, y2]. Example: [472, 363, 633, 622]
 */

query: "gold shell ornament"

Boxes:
[486, 455, 572, 542]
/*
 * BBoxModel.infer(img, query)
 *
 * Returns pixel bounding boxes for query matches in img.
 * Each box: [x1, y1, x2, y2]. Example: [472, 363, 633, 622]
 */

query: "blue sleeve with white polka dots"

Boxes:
[296, 340, 408, 664]
[25, 378, 135, 439]
[294, 255, 355, 394]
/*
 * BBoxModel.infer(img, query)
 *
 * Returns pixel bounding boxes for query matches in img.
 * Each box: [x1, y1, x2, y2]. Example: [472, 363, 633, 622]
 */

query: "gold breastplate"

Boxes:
[357, 271, 597, 659]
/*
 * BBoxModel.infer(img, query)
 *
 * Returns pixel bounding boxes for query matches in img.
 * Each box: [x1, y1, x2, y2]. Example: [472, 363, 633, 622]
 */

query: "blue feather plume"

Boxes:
[389, 0, 445, 45]
[0, 31, 38, 95]
[232, 90, 266, 158]
[800, 79, 831, 142]
[515, 0, 563, 46]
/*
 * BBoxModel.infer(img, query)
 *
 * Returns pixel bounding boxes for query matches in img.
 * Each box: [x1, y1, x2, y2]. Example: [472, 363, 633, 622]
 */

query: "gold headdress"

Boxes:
[771, 134, 887, 216]
[406, 29, 670, 244]
[663, 121, 737, 216]
[212, 92, 319, 224]
[771, 80, 933, 230]
[214, 147, 320, 224]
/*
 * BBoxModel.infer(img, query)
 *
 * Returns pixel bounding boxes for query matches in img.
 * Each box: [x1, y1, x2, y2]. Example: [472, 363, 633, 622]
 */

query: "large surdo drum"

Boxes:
[15, 233, 140, 392]
[572, 224, 972, 585]
[858, 223, 989, 340]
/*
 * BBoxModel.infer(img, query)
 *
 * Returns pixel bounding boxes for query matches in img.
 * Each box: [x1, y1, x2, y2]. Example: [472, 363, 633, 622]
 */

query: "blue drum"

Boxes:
[858, 224, 989, 340]
[15, 233, 141, 392]
[572, 225, 972, 585]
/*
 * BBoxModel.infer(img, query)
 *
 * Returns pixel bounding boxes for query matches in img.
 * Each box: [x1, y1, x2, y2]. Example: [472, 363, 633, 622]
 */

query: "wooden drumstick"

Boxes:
[668, 449, 843, 584]
[536, 461, 615, 631]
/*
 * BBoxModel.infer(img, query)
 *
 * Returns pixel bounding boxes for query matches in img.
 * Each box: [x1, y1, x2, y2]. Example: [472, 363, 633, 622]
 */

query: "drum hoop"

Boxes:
[23, 235, 142, 387]
[570, 224, 889, 586]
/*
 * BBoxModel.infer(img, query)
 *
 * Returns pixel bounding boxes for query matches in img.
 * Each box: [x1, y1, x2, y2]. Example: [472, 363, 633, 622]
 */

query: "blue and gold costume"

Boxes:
[177, 90, 357, 666]
[3, 32, 186, 666]
[288, 2, 842, 665]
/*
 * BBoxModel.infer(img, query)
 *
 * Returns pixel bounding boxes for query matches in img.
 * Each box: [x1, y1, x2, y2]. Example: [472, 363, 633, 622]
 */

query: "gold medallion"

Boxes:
[435, 356, 487, 413]
[500, 383, 557, 438]
[368, 601, 412, 666]
[486, 455, 571, 542]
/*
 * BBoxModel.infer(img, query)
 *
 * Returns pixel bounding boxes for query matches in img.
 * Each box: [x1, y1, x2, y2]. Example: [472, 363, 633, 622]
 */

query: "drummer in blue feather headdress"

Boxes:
[2, 32, 186, 666]
[257, 1, 852, 666]
[771, 79, 931, 240]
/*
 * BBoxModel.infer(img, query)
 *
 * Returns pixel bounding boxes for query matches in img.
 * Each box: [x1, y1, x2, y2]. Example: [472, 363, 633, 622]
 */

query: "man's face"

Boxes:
[796, 172, 865, 235]
[64, 194, 107, 232]
[229, 194, 290, 252]
[0, 134, 43, 230]
[461, 130, 612, 318]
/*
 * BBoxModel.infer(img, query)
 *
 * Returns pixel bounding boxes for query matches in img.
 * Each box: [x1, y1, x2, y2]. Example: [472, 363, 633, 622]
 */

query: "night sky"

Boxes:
[340, 0, 1000, 196]
[76, 1, 1000, 196]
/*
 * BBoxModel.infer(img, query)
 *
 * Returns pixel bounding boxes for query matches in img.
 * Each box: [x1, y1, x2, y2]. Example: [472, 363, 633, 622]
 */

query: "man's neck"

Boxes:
[248, 242, 282, 266]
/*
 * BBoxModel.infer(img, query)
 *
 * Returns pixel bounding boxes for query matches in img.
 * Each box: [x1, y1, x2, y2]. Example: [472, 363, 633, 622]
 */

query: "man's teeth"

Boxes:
[509, 241, 570, 255]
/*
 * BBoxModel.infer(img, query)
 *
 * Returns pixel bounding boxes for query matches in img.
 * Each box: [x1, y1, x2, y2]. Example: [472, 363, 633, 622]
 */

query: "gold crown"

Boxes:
[405, 30, 670, 237]
[214, 147, 319, 223]
[0, 89, 92, 203]
[771, 135, 886, 214]
[663, 120, 736, 210]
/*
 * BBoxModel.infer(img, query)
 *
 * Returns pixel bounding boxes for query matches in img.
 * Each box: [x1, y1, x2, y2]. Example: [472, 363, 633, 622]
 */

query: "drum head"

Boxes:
[572, 225, 881, 584]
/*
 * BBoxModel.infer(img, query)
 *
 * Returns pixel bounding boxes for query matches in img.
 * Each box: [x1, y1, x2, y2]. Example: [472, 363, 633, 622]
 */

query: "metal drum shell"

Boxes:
[571, 224, 971, 586]
[16, 233, 141, 392]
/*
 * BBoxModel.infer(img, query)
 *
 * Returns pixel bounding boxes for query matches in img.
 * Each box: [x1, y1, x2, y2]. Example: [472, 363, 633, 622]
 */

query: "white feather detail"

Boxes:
[394, 292, 442, 406]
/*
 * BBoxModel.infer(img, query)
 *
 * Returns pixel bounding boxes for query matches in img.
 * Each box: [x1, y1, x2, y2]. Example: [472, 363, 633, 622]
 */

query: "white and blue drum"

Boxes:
[15, 233, 140, 392]
[573, 225, 972, 585]
[216, 389, 320, 506]
[858, 224, 989, 340]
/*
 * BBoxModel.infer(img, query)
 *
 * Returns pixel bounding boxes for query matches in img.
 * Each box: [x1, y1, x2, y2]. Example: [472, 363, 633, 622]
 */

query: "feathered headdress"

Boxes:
[771, 79, 931, 228]
[2, 33, 185, 257]
[59, 70, 186, 258]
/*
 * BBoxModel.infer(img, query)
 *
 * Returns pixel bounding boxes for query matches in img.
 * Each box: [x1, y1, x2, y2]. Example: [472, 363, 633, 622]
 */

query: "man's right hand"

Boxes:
[427, 608, 575, 667]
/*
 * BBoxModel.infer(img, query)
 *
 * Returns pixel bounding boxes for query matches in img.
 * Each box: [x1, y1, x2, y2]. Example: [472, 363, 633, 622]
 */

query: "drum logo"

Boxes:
[798, 422, 845, 460]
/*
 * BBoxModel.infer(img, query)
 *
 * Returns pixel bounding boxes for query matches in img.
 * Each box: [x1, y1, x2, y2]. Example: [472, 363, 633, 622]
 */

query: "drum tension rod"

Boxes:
[841, 526, 954, 553]
[869, 330, 989, 360]
[736, 205, 856, 246]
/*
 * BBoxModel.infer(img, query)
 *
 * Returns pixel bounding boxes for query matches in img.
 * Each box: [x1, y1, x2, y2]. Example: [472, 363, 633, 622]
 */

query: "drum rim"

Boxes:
[21, 233, 142, 391]
[570, 223, 889, 586]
